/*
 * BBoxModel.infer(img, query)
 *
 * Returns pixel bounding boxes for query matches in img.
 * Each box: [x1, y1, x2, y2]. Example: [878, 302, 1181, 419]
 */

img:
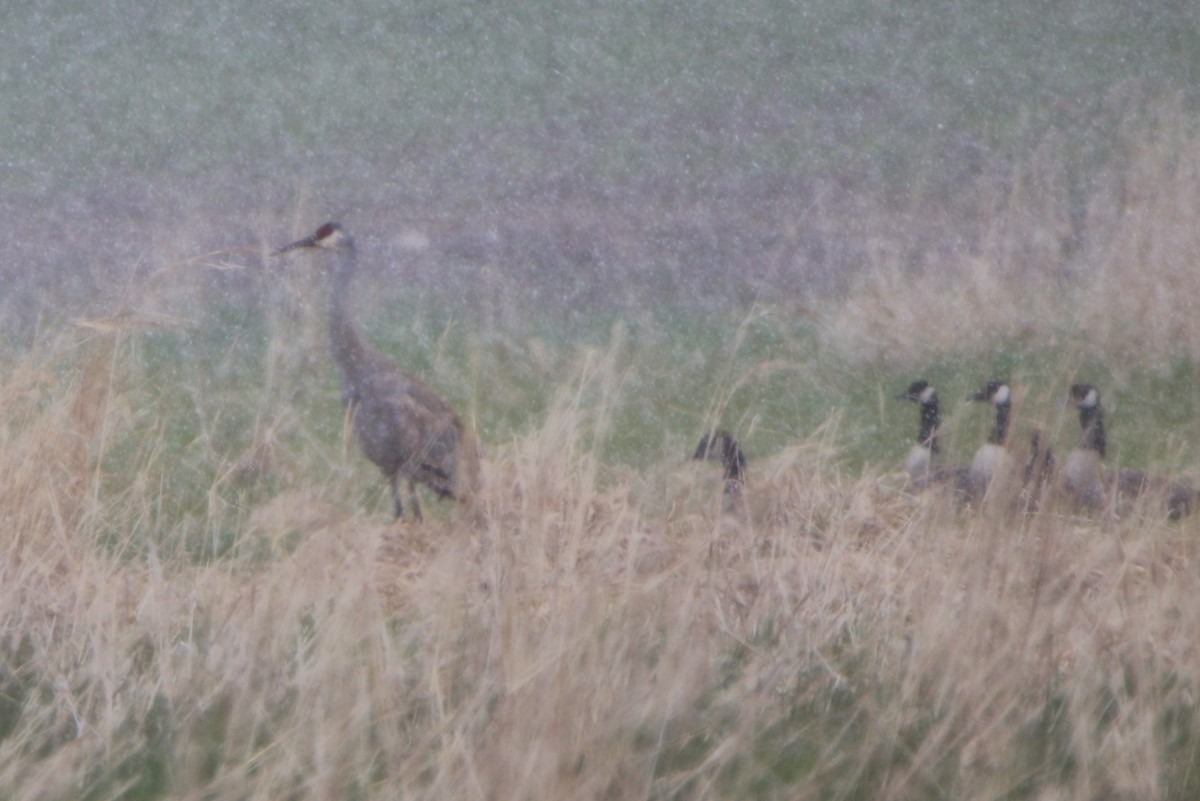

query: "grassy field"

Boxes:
[2, 120, 1200, 799]
[1, 332, 1199, 800]
[5, 0, 1197, 187]
[3, 2, 1200, 798]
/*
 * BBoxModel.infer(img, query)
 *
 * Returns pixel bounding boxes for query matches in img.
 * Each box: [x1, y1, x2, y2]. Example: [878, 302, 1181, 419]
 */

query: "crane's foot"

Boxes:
[388, 478, 424, 522]
[389, 476, 407, 521]
[408, 488, 423, 522]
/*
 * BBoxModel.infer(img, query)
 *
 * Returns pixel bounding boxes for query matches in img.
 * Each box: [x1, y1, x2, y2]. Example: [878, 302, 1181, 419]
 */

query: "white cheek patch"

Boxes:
[1082, 387, 1098, 408]
[993, 385, 1010, 405]
[919, 385, 936, 403]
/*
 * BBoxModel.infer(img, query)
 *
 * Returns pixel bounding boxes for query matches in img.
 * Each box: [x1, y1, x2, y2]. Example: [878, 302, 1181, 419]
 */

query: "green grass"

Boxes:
[3, 7, 1200, 791]
[5, 277, 1200, 799]
[71, 274, 1200, 568]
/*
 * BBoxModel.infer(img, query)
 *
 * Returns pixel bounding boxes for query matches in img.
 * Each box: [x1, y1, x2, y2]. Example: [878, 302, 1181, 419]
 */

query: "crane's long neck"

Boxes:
[327, 248, 370, 396]
[918, 397, 941, 454]
[990, 402, 1010, 445]
[1077, 404, 1106, 457]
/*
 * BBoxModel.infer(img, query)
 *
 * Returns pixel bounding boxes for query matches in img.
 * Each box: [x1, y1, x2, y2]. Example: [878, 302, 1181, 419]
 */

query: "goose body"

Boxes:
[1066, 384, 1193, 519]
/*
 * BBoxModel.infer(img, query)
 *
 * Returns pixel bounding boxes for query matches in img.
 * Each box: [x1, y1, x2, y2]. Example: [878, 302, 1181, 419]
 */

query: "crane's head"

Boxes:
[970, 380, 1011, 406]
[275, 222, 354, 255]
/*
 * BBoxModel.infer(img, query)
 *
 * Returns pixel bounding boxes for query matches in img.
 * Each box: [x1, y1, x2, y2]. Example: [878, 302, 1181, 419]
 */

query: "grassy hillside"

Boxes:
[2, 309, 1200, 800]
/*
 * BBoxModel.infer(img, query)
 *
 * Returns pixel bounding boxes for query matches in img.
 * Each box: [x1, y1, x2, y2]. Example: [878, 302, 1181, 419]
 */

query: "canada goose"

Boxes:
[275, 222, 482, 521]
[898, 380, 968, 491]
[693, 430, 747, 514]
[1066, 383, 1194, 519]
[1064, 384, 1107, 509]
[966, 380, 1016, 502]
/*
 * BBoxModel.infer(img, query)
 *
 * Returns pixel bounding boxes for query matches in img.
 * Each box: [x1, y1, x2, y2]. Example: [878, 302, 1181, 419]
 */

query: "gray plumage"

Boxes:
[276, 222, 481, 521]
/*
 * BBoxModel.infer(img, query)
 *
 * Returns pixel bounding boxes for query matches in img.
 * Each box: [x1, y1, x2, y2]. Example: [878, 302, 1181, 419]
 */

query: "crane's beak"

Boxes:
[274, 233, 318, 256]
[968, 389, 986, 401]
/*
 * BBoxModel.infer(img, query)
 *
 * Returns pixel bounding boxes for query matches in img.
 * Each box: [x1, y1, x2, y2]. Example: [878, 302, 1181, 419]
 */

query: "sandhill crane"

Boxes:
[1065, 383, 1193, 519]
[898, 380, 968, 491]
[693, 430, 747, 515]
[275, 222, 480, 521]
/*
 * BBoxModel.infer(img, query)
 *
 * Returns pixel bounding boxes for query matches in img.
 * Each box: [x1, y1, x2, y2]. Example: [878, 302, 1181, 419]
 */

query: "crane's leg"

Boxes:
[408, 481, 423, 522]
[388, 474, 405, 520]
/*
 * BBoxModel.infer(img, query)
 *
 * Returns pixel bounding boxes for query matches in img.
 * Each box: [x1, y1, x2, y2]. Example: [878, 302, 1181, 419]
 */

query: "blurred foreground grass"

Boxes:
[1, 307, 1199, 800]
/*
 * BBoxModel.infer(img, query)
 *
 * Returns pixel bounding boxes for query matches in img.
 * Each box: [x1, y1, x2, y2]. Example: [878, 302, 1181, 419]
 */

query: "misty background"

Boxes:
[2, 0, 1198, 338]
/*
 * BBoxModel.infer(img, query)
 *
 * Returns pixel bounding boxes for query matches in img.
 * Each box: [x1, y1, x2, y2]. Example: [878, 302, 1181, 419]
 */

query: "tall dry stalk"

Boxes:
[824, 106, 1200, 369]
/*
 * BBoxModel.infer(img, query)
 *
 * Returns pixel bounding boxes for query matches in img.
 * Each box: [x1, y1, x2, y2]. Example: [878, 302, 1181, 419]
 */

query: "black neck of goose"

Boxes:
[990, 402, 1010, 445]
[1078, 405, 1106, 457]
[695, 431, 746, 483]
[918, 396, 941, 454]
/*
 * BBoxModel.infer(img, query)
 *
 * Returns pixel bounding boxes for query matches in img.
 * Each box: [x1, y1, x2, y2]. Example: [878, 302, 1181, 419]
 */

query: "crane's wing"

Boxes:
[363, 366, 465, 497]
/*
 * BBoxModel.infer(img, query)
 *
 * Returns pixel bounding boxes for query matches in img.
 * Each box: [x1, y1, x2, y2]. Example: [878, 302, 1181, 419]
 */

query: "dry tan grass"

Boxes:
[1, 325, 1198, 801]
[825, 107, 1200, 369]
[5, 111, 1200, 799]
